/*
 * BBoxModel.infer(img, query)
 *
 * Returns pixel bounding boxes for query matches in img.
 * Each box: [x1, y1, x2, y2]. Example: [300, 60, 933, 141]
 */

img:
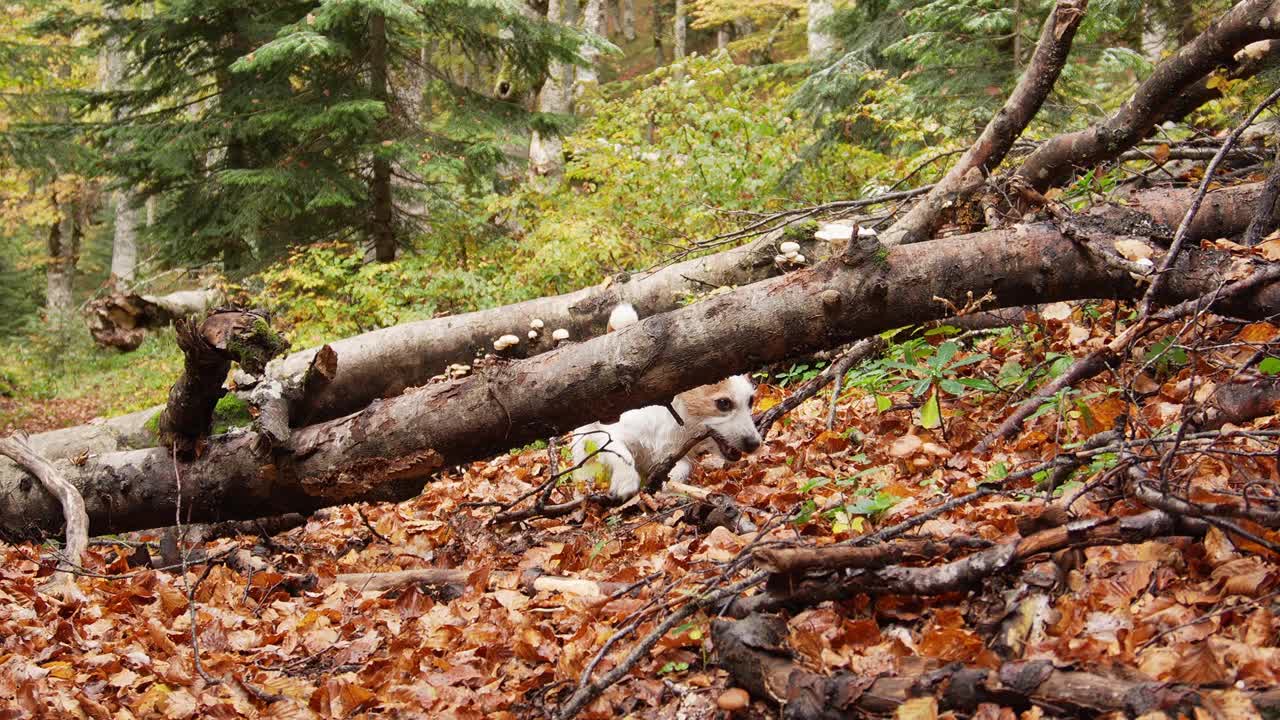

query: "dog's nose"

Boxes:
[743, 436, 761, 453]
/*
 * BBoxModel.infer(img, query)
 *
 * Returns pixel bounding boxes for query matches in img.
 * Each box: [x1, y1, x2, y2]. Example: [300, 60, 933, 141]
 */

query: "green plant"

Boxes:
[882, 341, 995, 429]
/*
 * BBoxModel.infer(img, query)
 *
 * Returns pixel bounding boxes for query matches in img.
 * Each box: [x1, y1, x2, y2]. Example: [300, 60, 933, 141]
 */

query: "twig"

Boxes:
[173, 445, 221, 687]
[754, 337, 886, 439]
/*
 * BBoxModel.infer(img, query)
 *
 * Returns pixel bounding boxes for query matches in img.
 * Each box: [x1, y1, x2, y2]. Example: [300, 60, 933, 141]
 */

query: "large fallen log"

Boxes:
[2, 186, 1277, 537]
[15, 182, 1265, 469]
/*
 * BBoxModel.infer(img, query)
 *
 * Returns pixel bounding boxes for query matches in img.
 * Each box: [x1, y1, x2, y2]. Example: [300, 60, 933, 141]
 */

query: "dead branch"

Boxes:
[976, 263, 1280, 452]
[755, 337, 887, 439]
[1138, 85, 1280, 318]
[1016, 0, 1280, 191]
[883, 0, 1088, 245]
[730, 510, 1202, 616]
[752, 536, 989, 576]
[713, 613, 1280, 718]
[335, 567, 626, 598]
[0, 433, 87, 598]
[158, 309, 288, 456]
[85, 287, 223, 351]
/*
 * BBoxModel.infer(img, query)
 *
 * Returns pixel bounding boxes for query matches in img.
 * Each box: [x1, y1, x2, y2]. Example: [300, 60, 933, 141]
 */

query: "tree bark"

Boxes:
[157, 310, 289, 457]
[577, 0, 606, 89]
[45, 196, 80, 329]
[883, 0, 1088, 246]
[367, 11, 396, 263]
[3, 187, 1278, 537]
[1016, 0, 1280, 191]
[807, 0, 836, 61]
[103, 5, 139, 286]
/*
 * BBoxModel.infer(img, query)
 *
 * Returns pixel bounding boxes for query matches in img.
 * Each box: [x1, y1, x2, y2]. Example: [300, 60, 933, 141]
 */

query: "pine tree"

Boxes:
[50, 0, 593, 269]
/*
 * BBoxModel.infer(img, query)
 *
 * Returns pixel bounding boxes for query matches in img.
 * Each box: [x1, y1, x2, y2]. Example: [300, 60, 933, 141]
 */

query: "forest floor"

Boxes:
[2, 295, 1278, 718]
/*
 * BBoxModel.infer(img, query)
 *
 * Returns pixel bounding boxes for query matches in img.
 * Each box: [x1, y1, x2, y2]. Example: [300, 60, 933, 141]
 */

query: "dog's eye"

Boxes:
[716, 398, 733, 412]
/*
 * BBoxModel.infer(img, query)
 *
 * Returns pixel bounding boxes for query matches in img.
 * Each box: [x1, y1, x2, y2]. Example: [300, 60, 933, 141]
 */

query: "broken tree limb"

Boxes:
[14, 182, 1265, 467]
[712, 613, 1280, 718]
[752, 537, 990, 576]
[882, 0, 1088, 246]
[334, 567, 626, 598]
[1016, 0, 1280, 191]
[158, 310, 289, 456]
[85, 287, 223, 351]
[731, 510, 1203, 617]
[1244, 145, 1280, 246]
[0, 433, 87, 597]
[4, 188, 1280, 537]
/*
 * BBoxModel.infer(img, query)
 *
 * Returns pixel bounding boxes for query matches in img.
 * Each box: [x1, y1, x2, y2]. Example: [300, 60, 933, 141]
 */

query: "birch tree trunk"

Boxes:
[674, 0, 687, 60]
[622, 0, 636, 41]
[807, 0, 836, 61]
[103, 6, 139, 286]
[529, 0, 574, 183]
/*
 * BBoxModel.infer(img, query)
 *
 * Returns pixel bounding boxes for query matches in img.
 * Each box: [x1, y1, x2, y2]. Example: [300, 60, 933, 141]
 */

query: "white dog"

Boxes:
[571, 304, 763, 499]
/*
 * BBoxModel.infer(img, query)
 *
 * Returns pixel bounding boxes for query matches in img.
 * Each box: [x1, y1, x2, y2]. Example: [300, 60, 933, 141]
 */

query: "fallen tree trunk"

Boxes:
[16, 182, 1265, 468]
[2, 187, 1277, 537]
[85, 287, 223, 351]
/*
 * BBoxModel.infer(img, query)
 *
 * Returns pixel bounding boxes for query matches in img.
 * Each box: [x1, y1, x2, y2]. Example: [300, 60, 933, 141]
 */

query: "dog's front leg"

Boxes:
[667, 458, 693, 484]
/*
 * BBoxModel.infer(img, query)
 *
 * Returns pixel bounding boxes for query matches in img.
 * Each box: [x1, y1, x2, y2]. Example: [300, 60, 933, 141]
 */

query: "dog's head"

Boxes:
[676, 375, 762, 461]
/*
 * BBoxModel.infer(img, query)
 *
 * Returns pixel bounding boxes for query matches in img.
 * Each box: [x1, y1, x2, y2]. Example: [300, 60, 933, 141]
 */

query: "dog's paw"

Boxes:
[608, 466, 642, 500]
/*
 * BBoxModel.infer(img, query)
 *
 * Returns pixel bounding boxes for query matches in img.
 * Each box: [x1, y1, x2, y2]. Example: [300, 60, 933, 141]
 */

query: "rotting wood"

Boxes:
[85, 287, 223, 351]
[157, 309, 289, 457]
[731, 510, 1205, 616]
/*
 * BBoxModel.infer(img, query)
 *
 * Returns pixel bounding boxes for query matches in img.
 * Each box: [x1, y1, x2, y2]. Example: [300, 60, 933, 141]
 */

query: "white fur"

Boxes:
[572, 304, 762, 499]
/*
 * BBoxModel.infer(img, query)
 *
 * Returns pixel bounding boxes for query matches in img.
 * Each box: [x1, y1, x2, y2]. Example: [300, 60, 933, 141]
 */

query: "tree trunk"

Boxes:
[652, 0, 665, 65]
[717, 26, 730, 50]
[674, 0, 687, 60]
[622, 0, 636, 41]
[104, 6, 139, 286]
[4, 187, 1277, 537]
[577, 0, 606, 89]
[45, 197, 79, 329]
[367, 11, 396, 263]
[529, 0, 574, 183]
[807, 0, 836, 61]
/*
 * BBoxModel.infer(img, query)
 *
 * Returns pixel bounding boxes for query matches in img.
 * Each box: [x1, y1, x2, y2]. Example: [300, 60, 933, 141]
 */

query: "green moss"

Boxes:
[211, 393, 253, 434]
[144, 409, 163, 434]
[783, 220, 818, 242]
[227, 317, 290, 376]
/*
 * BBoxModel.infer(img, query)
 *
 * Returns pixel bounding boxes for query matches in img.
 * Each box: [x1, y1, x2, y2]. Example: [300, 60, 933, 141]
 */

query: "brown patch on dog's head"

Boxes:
[676, 381, 730, 418]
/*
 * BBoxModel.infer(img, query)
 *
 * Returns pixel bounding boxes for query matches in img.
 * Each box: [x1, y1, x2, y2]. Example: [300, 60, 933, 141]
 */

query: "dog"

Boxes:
[571, 304, 763, 499]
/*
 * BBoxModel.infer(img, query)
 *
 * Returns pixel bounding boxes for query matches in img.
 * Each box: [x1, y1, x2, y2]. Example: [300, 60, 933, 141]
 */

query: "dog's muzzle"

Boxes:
[711, 432, 762, 462]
